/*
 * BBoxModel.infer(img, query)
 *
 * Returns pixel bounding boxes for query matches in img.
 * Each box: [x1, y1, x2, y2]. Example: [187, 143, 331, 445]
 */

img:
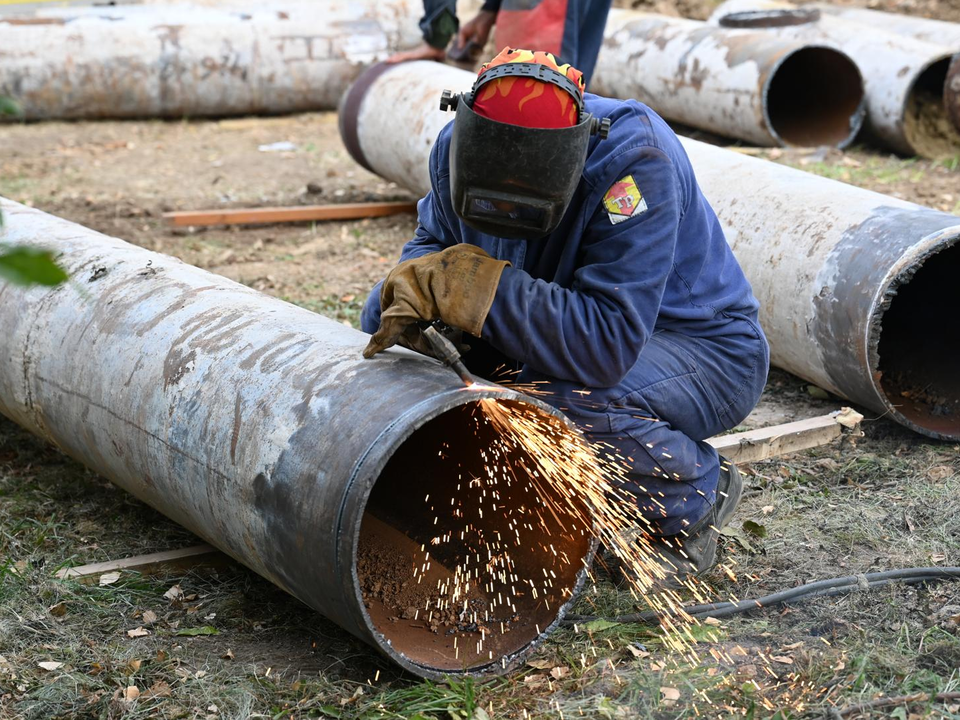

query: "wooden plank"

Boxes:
[163, 201, 418, 227]
[707, 408, 862, 464]
[56, 544, 225, 583]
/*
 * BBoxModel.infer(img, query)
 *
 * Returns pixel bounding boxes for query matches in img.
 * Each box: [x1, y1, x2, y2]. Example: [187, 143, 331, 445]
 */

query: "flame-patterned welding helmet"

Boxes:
[439, 48, 610, 240]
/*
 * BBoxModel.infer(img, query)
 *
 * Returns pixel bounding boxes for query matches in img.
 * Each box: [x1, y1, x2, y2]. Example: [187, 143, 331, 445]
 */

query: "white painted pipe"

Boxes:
[590, 9, 866, 147]
[709, 0, 960, 156]
[340, 61, 960, 440]
[0, 0, 422, 119]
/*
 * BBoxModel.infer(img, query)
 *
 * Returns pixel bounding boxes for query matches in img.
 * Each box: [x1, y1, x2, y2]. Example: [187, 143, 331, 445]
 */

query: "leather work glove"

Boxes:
[362, 244, 509, 359]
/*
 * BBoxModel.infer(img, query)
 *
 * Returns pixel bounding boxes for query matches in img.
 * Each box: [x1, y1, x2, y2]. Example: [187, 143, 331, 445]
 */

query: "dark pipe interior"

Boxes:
[357, 399, 592, 673]
[903, 58, 960, 159]
[877, 241, 960, 438]
[766, 47, 864, 147]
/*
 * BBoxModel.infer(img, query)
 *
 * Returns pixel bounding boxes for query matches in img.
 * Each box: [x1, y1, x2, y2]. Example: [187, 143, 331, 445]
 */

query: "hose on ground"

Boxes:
[562, 567, 960, 625]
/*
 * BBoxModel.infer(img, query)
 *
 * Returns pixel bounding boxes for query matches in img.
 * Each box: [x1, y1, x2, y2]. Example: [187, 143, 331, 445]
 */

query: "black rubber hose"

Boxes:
[562, 567, 960, 625]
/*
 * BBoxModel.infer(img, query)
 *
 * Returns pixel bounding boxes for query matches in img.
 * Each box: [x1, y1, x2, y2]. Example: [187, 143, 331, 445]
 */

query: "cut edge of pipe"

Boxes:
[870, 225, 960, 440]
[760, 43, 866, 149]
[338, 61, 394, 173]
[341, 383, 596, 680]
[717, 7, 821, 28]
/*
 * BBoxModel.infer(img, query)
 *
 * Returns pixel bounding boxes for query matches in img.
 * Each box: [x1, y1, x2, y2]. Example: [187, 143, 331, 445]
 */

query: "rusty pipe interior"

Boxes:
[903, 56, 960, 158]
[875, 238, 960, 439]
[353, 398, 594, 675]
[764, 45, 865, 146]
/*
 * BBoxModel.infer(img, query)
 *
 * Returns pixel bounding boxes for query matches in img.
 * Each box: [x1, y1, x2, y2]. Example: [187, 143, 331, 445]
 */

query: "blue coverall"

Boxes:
[361, 95, 770, 535]
[420, 0, 611, 85]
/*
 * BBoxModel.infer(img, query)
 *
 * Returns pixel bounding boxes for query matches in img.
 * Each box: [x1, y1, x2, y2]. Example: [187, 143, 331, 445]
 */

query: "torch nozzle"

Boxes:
[421, 325, 474, 387]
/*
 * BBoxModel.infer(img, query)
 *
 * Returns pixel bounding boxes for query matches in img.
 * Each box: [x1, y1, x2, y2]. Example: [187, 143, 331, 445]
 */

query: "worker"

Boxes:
[388, 0, 611, 86]
[360, 49, 770, 584]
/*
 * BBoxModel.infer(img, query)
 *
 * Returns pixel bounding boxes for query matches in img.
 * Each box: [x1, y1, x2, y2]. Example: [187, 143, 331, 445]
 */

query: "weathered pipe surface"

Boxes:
[589, 9, 865, 147]
[0, 0, 421, 120]
[0, 197, 595, 678]
[710, 0, 960, 157]
[339, 61, 960, 440]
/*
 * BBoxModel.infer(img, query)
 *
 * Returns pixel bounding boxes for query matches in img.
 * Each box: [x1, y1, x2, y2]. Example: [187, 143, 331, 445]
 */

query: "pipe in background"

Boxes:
[339, 60, 960, 440]
[710, 0, 960, 157]
[589, 9, 866, 148]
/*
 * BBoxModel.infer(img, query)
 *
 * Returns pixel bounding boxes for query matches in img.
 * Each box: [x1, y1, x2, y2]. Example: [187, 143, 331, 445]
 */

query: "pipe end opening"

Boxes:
[903, 57, 960, 160]
[356, 398, 594, 676]
[876, 238, 960, 439]
[766, 47, 865, 148]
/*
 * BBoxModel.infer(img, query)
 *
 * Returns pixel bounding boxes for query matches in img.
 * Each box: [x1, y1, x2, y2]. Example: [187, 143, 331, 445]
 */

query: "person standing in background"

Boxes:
[387, 0, 612, 86]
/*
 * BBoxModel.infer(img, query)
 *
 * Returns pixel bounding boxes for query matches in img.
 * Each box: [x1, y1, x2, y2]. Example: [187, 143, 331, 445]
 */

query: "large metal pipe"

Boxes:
[811, 4, 960, 151]
[339, 61, 960, 440]
[0, 197, 595, 678]
[588, 9, 866, 147]
[0, 1, 421, 120]
[709, 0, 960, 157]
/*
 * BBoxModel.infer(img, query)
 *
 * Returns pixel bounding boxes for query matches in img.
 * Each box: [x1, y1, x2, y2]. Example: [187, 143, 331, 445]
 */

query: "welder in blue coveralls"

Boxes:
[388, 0, 611, 87]
[360, 49, 770, 583]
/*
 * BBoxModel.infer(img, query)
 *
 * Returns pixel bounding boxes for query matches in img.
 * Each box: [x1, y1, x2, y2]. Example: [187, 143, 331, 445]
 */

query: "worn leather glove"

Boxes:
[362, 244, 509, 359]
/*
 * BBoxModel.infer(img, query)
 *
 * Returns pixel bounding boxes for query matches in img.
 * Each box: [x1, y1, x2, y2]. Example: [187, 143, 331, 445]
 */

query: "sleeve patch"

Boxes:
[602, 174, 648, 225]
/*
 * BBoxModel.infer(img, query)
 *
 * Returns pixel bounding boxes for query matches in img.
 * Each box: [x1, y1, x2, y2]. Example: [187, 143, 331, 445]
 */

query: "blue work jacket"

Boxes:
[361, 94, 761, 389]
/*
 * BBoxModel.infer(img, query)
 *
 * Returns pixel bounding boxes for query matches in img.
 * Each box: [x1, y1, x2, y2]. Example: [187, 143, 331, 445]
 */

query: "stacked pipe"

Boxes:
[708, 0, 960, 157]
[589, 10, 866, 148]
[339, 61, 960, 441]
[811, 4, 960, 144]
[0, 0, 422, 120]
[0, 197, 595, 678]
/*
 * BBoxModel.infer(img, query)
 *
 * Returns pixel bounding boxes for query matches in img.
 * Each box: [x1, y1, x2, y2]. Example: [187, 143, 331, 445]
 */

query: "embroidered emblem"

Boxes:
[603, 174, 647, 225]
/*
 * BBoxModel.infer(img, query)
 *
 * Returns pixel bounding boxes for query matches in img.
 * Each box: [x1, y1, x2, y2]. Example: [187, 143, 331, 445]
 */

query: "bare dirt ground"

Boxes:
[1, 1, 960, 717]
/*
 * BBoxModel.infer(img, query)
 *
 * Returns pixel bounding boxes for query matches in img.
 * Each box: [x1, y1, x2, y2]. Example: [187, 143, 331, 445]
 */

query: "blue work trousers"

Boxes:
[488, 316, 769, 535]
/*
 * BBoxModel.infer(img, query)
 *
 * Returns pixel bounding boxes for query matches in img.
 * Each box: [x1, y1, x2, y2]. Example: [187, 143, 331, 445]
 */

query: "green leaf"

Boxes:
[0, 96, 20, 117]
[174, 625, 219, 636]
[581, 618, 620, 633]
[806, 384, 830, 400]
[0, 248, 69, 286]
[742, 520, 767, 538]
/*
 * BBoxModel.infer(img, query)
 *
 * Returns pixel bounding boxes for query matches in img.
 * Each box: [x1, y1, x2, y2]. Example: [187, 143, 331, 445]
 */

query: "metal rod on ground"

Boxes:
[589, 9, 865, 148]
[162, 201, 418, 228]
[0, 196, 595, 679]
[0, 0, 422, 120]
[708, 0, 960, 157]
[339, 61, 960, 441]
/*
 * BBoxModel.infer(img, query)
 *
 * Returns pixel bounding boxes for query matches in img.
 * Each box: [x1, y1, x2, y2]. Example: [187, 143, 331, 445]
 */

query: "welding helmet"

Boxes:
[439, 49, 610, 240]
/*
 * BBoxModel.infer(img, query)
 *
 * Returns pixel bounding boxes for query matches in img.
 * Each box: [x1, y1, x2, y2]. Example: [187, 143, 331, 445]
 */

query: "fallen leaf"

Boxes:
[931, 553, 947, 563]
[221, 649, 234, 660]
[124, 686, 140, 701]
[761, 505, 774, 515]
[142, 610, 158, 625]
[703, 617, 722, 627]
[207, 704, 219, 713]
[806, 385, 830, 400]
[660, 686, 680, 701]
[127, 627, 150, 638]
[526, 658, 553, 670]
[99, 571, 121, 586]
[781, 641, 804, 650]
[163, 585, 183, 602]
[742, 520, 767, 538]
[549, 666, 569, 680]
[125, 659, 142, 673]
[141, 681, 171, 699]
[582, 618, 620, 633]
[770, 655, 794, 664]
[175, 626, 219, 637]
[48, 602, 67, 617]
[626, 643, 649, 658]
[835, 407, 863, 428]
[194, 670, 207, 679]
[37, 661, 63, 671]
[155, 650, 168, 662]
[340, 294, 356, 302]
[927, 465, 954, 482]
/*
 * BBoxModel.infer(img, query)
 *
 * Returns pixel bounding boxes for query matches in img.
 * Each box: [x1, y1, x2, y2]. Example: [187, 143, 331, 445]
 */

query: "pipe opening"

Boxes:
[356, 399, 593, 674]
[903, 57, 960, 159]
[877, 239, 960, 438]
[766, 47, 864, 147]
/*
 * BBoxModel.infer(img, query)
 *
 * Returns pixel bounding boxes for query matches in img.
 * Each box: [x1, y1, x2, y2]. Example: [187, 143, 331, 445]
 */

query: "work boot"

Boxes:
[606, 460, 744, 591]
